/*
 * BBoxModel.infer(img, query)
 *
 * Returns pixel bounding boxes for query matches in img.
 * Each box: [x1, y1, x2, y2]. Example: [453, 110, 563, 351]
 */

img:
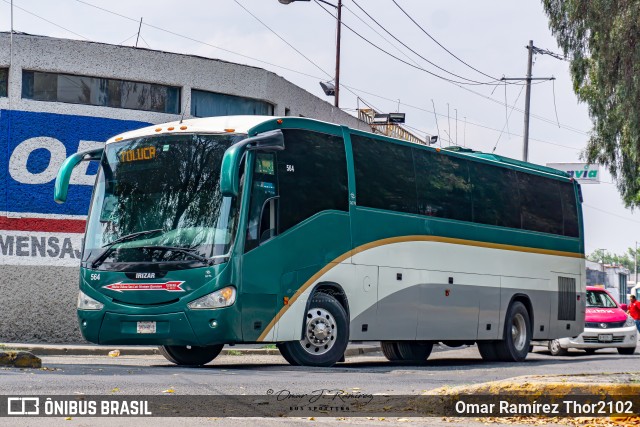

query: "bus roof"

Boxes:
[106, 115, 573, 180]
[106, 115, 278, 144]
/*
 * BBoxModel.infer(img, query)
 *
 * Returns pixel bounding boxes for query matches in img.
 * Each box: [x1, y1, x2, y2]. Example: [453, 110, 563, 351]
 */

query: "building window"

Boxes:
[0, 68, 7, 97]
[21, 70, 181, 114]
[191, 89, 274, 117]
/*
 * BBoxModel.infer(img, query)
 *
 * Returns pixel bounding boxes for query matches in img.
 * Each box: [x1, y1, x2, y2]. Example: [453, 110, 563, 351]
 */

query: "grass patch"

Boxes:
[262, 344, 277, 349]
[226, 350, 243, 356]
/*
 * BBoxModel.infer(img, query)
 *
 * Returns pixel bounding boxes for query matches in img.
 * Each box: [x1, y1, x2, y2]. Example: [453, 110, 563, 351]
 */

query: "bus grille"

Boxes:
[557, 277, 576, 321]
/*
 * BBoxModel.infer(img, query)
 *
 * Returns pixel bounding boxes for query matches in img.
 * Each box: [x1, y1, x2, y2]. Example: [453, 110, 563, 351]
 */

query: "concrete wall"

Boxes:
[0, 32, 365, 343]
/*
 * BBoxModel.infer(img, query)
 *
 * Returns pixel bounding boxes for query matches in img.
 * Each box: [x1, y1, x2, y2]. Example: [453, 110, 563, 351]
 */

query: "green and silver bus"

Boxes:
[55, 115, 586, 367]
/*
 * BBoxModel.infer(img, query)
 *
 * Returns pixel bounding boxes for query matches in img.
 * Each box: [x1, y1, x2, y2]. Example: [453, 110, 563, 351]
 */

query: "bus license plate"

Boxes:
[137, 321, 156, 334]
[598, 334, 612, 342]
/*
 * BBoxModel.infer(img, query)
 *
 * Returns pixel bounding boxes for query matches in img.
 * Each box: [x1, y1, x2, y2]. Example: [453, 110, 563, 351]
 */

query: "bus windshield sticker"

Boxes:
[102, 281, 185, 292]
[118, 146, 157, 163]
[255, 153, 274, 175]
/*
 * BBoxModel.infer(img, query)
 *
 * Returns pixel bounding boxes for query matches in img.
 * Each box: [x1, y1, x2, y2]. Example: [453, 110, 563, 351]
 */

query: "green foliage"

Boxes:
[586, 247, 638, 273]
[542, 1, 640, 206]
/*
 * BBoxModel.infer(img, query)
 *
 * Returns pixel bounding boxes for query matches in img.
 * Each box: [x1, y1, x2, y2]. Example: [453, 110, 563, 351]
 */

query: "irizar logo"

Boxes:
[135, 273, 156, 279]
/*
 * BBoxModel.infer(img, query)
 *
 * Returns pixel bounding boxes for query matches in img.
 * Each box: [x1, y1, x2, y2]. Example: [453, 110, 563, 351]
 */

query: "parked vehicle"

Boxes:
[548, 286, 637, 356]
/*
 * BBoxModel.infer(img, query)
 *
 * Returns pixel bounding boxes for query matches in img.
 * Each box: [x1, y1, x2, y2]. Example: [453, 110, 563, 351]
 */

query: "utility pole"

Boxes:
[334, 0, 342, 108]
[522, 40, 533, 162]
[635, 241, 638, 284]
[501, 40, 554, 162]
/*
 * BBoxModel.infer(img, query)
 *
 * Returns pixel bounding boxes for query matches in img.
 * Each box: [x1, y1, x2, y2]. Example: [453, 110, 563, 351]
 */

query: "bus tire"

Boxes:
[159, 344, 224, 366]
[381, 342, 402, 361]
[396, 342, 433, 363]
[477, 341, 499, 361]
[279, 293, 349, 367]
[495, 301, 531, 362]
[276, 343, 300, 366]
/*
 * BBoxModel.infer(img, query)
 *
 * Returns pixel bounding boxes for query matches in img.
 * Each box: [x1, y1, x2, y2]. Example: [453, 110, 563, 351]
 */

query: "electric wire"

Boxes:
[349, 0, 501, 85]
[73, 0, 328, 81]
[72, 0, 587, 136]
[233, 0, 333, 80]
[314, 0, 508, 87]
[3, 0, 88, 40]
[391, 0, 499, 81]
[493, 84, 526, 153]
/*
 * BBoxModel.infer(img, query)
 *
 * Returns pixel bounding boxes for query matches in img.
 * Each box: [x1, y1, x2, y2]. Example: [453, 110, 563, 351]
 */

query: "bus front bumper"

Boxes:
[77, 307, 242, 346]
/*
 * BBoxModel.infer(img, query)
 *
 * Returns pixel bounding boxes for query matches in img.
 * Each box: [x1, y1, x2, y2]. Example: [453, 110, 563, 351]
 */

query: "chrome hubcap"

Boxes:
[301, 308, 337, 355]
[511, 313, 527, 351]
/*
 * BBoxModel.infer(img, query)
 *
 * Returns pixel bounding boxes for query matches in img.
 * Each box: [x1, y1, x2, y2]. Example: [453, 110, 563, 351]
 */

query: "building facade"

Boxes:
[0, 32, 367, 343]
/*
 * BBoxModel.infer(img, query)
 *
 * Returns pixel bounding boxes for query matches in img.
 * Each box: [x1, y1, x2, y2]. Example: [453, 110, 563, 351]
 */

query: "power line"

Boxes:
[584, 204, 640, 225]
[73, 0, 328, 81]
[391, 0, 498, 81]
[314, 0, 508, 87]
[348, 0, 501, 85]
[233, 0, 332, 80]
[3, 0, 88, 40]
[73, 0, 586, 137]
[342, 83, 582, 152]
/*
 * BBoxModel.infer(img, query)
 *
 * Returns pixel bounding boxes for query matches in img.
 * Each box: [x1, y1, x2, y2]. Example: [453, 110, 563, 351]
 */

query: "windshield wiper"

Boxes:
[137, 245, 214, 266]
[91, 229, 164, 268]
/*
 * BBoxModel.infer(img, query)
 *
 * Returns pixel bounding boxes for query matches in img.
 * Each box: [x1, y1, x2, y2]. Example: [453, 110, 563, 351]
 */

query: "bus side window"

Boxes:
[244, 153, 277, 253]
[276, 129, 348, 233]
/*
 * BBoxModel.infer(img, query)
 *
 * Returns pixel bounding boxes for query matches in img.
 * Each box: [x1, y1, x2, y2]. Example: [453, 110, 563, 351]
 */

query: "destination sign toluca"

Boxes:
[119, 146, 157, 163]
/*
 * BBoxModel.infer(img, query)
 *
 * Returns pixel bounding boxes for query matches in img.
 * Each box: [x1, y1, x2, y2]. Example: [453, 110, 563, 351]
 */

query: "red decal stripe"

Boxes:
[0, 216, 86, 233]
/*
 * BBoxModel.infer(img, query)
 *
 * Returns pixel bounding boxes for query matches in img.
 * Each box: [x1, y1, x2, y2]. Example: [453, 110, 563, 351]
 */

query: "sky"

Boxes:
[1, 0, 640, 257]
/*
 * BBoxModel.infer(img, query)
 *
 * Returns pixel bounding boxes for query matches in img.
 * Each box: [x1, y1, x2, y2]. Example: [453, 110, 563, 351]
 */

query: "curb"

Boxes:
[427, 373, 640, 396]
[1, 344, 381, 358]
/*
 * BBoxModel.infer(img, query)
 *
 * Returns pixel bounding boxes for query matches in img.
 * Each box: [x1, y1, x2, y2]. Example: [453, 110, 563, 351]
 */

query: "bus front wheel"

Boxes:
[278, 293, 349, 367]
[159, 344, 224, 366]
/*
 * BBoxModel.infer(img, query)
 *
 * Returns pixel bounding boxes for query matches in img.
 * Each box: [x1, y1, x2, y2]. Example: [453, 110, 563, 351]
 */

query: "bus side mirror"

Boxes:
[220, 129, 284, 197]
[54, 148, 103, 204]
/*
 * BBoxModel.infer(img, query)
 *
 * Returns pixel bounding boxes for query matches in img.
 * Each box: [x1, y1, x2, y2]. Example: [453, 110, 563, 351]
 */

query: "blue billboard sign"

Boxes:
[1, 110, 150, 216]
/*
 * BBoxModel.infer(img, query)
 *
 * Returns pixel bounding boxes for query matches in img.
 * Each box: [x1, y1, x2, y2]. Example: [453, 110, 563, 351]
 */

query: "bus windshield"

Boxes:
[83, 133, 246, 269]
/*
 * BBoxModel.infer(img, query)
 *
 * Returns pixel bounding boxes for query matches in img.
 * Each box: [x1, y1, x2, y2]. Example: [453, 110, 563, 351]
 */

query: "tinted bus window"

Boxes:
[351, 135, 417, 214]
[517, 172, 563, 235]
[559, 182, 579, 237]
[277, 129, 348, 233]
[469, 162, 521, 228]
[414, 149, 472, 221]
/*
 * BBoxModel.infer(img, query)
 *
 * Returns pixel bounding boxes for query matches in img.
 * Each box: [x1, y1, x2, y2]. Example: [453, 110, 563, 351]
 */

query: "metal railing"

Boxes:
[358, 108, 426, 145]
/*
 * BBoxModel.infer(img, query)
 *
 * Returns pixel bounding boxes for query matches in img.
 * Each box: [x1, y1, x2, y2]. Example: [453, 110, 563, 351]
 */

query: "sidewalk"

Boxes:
[1, 342, 381, 357]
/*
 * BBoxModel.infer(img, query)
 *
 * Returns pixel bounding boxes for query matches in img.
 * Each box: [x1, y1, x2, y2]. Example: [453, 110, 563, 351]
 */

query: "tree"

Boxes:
[542, 1, 640, 206]
[586, 248, 637, 275]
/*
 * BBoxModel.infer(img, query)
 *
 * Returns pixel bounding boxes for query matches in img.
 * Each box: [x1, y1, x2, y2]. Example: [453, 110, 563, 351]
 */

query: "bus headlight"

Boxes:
[624, 315, 636, 327]
[77, 290, 104, 310]
[188, 286, 236, 309]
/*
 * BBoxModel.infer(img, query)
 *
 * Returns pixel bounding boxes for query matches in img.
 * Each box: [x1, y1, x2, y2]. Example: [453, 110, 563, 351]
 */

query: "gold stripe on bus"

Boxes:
[257, 236, 583, 341]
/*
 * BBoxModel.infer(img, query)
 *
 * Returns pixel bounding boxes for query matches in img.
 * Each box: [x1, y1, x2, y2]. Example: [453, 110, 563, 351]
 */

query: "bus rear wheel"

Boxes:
[159, 344, 224, 366]
[381, 342, 402, 361]
[278, 293, 349, 367]
[396, 342, 433, 363]
[494, 301, 531, 362]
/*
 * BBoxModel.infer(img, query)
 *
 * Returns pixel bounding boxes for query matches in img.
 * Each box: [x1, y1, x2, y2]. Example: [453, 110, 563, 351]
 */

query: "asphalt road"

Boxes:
[1, 344, 638, 426]
[2, 344, 638, 395]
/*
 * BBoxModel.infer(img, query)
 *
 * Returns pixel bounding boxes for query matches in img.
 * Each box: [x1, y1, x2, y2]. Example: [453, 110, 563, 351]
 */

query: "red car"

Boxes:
[548, 286, 637, 355]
